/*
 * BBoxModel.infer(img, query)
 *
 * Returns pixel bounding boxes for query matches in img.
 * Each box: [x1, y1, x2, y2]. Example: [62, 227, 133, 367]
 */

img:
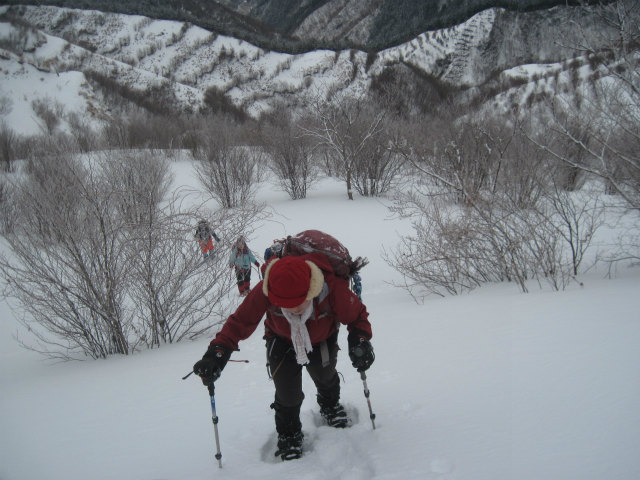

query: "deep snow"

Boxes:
[1, 163, 639, 480]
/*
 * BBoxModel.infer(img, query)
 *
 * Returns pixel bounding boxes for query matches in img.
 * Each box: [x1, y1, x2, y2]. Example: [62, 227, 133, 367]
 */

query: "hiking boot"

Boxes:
[320, 402, 349, 428]
[274, 431, 303, 461]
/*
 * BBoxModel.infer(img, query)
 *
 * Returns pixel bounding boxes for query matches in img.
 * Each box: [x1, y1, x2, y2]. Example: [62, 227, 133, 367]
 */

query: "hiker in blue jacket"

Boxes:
[229, 236, 260, 296]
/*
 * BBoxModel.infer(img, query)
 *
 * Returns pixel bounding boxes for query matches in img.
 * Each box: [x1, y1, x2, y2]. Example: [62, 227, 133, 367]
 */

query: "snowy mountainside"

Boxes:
[290, 0, 382, 47]
[0, 4, 617, 135]
[375, 8, 496, 85]
[1, 5, 373, 125]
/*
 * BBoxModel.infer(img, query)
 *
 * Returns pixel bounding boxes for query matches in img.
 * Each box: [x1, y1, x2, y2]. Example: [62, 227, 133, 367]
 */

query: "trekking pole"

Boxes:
[183, 369, 250, 468]
[208, 383, 223, 468]
[360, 371, 376, 430]
[252, 263, 262, 280]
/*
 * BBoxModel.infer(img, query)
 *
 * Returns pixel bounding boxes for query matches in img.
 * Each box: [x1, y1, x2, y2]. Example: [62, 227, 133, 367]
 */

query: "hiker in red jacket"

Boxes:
[193, 253, 375, 460]
[194, 219, 220, 260]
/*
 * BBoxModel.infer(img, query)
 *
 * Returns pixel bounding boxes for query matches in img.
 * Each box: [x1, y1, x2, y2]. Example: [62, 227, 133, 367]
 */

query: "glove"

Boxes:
[193, 344, 231, 386]
[348, 333, 375, 372]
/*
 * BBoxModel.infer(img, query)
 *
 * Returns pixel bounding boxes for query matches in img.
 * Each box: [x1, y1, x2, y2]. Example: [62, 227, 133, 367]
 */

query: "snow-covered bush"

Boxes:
[0, 149, 252, 359]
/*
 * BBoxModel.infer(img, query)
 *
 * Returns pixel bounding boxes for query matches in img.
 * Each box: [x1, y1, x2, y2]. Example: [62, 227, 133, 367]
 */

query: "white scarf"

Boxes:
[281, 302, 314, 365]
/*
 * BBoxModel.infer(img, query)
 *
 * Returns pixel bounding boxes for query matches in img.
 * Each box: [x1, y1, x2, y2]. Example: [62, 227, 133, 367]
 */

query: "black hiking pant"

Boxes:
[266, 331, 340, 436]
[235, 267, 251, 294]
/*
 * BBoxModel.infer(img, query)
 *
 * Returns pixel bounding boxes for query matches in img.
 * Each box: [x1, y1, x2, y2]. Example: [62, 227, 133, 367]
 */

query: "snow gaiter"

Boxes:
[271, 401, 302, 436]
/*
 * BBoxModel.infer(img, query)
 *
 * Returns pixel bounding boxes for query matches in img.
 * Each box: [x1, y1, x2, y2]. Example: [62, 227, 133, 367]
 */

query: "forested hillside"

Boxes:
[3, 0, 591, 52]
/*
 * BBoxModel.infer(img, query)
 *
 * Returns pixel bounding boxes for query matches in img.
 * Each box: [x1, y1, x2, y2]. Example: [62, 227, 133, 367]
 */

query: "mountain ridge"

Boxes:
[3, 0, 593, 53]
[0, 2, 620, 135]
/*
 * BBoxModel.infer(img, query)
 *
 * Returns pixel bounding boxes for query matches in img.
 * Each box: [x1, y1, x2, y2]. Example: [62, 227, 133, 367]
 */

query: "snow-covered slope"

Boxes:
[0, 4, 615, 134]
[1, 167, 639, 480]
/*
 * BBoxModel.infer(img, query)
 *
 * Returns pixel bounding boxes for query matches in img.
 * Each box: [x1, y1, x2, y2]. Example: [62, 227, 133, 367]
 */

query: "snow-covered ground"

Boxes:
[1, 167, 639, 480]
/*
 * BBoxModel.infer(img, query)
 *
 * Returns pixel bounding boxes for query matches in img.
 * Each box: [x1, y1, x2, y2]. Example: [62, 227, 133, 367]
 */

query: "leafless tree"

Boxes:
[351, 117, 405, 197]
[386, 110, 605, 297]
[531, 0, 640, 211]
[98, 109, 184, 150]
[260, 108, 318, 200]
[302, 92, 386, 200]
[385, 186, 586, 297]
[394, 112, 524, 204]
[67, 112, 100, 152]
[101, 150, 172, 225]
[100, 115, 131, 149]
[123, 197, 261, 348]
[193, 122, 262, 208]
[0, 122, 17, 172]
[0, 152, 134, 359]
[0, 177, 18, 234]
[31, 97, 64, 136]
[543, 181, 604, 277]
[0, 148, 262, 359]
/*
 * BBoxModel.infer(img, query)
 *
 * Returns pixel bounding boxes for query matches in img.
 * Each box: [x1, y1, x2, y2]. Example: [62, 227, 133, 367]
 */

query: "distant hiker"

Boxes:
[194, 219, 220, 260]
[193, 253, 375, 461]
[228, 236, 260, 296]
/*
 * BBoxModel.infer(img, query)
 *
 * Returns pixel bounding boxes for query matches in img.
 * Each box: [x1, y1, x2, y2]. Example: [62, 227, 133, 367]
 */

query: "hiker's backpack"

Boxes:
[269, 230, 368, 299]
[195, 220, 212, 242]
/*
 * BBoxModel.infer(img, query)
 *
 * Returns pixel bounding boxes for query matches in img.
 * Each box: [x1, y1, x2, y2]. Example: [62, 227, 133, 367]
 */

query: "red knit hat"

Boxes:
[263, 256, 324, 308]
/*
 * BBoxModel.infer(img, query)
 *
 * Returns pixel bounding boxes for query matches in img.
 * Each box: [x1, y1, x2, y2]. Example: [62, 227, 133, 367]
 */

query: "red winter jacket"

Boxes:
[210, 253, 372, 351]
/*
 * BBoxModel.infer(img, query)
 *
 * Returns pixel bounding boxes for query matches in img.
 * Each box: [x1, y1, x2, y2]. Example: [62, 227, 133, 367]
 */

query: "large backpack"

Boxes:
[195, 220, 210, 241]
[268, 230, 368, 299]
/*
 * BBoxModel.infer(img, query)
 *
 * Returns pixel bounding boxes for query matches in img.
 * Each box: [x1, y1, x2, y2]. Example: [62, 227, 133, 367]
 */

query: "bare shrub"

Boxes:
[0, 94, 13, 116]
[386, 110, 605, 297]
[0, 152, 134, 359]
[31, 97, 64, 135]
[302, 92, 387, 199]
[100, 150, 173, 225]
[0, 178, 18, 234]
[193, 122, 262, 208]
[384, 194, 532, 296]
[384, 195, 491, 297]
[0, 148, 255, 359]
[351, 115, 405, 197]
[99, 109, 186, 149]
[385, 189, 585, 297]
[532, 1, 640, 212]
[128, 200, 264, 347]
[259, 108, 318, 200]
[202, 86, 247, 122]
[0, 122, 17, 172]
[543, 183, 605, 277]
[394, 112, 505, 204]
[0, 18, 45, 54]
[67, 112, 100, 152]
[100, 116, 131, 149]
